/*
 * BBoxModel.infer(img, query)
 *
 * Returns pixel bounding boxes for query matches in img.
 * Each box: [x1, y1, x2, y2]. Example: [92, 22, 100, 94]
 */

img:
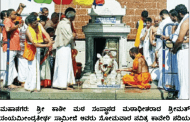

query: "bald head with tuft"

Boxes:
[154, 16, 160, 27]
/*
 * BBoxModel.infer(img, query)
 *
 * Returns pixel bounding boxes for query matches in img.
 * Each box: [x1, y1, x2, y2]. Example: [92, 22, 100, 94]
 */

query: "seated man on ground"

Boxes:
[117, 47, 152, 89]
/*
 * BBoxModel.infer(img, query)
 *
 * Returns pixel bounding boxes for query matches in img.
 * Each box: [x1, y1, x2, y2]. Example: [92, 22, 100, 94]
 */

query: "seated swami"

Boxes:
[118, 47, 152, 89]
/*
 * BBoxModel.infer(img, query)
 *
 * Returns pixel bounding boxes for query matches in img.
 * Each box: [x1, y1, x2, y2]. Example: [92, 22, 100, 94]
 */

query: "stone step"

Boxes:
[0, 81, 168, 100]
[0, 76, 169, 100]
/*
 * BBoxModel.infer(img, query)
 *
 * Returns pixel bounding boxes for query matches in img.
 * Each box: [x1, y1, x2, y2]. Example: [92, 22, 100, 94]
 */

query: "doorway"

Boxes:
[94, 38, 106, 70]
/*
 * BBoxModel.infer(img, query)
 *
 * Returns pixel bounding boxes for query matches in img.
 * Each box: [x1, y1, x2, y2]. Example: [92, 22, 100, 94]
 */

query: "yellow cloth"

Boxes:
[122, 53, 152, 89]
[28, 25, 43, 44]
[73, 0, 94, 5]
[37, 17, 40, 21]
[134, 19, 144, 47]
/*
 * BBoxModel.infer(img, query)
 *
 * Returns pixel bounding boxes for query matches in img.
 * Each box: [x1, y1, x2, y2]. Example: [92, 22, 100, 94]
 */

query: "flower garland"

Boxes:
[98, 56, 114, 77]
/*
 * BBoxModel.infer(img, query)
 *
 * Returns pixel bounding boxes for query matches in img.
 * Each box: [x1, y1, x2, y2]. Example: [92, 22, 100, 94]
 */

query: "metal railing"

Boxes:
[0, 23, 10, 87]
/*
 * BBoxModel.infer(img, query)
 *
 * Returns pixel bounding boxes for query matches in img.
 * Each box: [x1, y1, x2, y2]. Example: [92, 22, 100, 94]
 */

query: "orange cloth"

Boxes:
[96, 0, 104, 4]
[23, 24, 43, 61]
[2, 18, 20, 52]
[23, 41, 36, 61]
[122, 53, 152, 89]
[13, 16, 22, 24]
[134, 19, 144, 47]
[72, 49, 78, 77]
[41, 79, 51, 88]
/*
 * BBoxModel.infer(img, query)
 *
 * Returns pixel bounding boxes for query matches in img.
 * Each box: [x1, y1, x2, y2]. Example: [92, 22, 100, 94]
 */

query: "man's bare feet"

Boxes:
[20, 82, 25, 87]
[8, 84, 19, 89]
[34, 90, 40, 92]
[76, 81, 83, 85]
[67, 87, 73, 90]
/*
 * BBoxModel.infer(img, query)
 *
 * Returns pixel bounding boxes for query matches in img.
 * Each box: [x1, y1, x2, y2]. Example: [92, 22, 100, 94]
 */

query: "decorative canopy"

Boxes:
[53, 0, 72, 5]
[73, 0, 94, 6]
[34, 0, 72, 4]
[34, 0, 53, 4]
[33, 0, 104, 5]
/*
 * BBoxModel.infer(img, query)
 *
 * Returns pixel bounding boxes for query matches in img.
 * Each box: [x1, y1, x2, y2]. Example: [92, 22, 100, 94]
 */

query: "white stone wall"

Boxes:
[75, 40, 86, 71]
[167, 0, 188, 11]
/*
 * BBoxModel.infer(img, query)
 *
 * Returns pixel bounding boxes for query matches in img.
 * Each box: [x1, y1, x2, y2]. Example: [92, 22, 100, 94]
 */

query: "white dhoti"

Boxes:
[150, 68, 160, 81]
[156, 38, 163, 88]
[53, 44, 75, 88]
[17, 51, 28, 82]
[143, 35, 152, 66]
[151, 40, 156, 63]
[177, 48, 189, 99]
[3, 51, 18, 86]
[24, 48, 41, 91]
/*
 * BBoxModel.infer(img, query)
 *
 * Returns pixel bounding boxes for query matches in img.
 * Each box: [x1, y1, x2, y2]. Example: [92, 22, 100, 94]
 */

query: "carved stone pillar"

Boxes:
[83, 36, 94, 74]
[119, 36, 128, 69]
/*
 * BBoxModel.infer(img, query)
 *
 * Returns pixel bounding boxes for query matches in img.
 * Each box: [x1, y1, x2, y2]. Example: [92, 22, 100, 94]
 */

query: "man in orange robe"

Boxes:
[118, 47, 152, 89]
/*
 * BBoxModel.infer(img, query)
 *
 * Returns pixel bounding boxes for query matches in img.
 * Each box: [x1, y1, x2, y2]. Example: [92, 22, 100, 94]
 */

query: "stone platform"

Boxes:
[0, 79, 168, 100]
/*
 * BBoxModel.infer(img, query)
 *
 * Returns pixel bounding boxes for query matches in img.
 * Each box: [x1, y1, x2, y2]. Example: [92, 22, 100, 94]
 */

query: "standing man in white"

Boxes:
[156, 9, 174, 89]
[17, 21, 28, 87]
[2, 9, 23, 88]
[52, 7, 76, 90]
[24, 15, 53, 92]
[172, 4, 189, 99]
[140, 17, 153, 66]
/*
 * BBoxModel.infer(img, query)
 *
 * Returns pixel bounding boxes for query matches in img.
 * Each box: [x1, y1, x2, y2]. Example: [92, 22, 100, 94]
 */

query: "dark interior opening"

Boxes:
[94, 38, 106, 70]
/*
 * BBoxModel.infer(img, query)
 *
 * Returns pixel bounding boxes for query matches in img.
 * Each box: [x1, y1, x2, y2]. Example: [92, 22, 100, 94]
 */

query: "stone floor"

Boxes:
[0, 76, 168, 100]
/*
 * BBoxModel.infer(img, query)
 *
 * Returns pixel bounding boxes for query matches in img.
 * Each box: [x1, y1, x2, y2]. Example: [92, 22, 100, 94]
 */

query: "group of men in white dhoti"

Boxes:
[0, 5, 77, 91]
[136, 4, 189, 99]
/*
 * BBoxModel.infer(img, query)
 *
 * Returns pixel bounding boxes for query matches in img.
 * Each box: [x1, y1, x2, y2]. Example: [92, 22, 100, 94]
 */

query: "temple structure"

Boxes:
[82, 0, 130, 74]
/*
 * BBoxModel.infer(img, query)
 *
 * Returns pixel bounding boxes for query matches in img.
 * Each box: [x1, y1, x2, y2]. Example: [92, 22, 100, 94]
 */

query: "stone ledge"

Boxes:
[0, 79, 168, 100]
[7, 87, 167, 100]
